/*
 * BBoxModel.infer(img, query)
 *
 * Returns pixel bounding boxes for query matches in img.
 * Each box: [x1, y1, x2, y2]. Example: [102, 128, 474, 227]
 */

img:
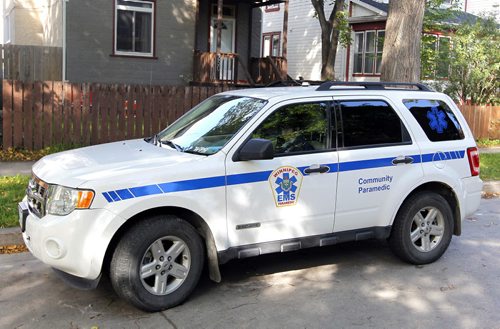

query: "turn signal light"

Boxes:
[76, 190, 95, 209]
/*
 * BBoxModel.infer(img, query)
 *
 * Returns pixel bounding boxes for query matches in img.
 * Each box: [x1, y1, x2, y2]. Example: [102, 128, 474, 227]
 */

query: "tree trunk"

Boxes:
[311, 0, 345, 80]
[380, 0, 425, 83]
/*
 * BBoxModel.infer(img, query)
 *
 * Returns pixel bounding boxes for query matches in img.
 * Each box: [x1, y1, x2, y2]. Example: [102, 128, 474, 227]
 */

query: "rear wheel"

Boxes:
[110, 215, 204, 312]
[389, 192, 453, 264]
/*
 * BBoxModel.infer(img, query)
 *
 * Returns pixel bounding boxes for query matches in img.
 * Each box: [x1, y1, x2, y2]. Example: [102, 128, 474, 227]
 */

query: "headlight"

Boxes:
[46, 185, 95, 216]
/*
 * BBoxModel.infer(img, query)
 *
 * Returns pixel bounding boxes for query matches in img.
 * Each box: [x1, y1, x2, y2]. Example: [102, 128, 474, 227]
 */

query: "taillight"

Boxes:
[467, 147, 480, 176]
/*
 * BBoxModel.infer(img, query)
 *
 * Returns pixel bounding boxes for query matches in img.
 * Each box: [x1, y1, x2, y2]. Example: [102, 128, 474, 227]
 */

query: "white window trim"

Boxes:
[114, 0, 155, 57]
[353, 31, 364, 74]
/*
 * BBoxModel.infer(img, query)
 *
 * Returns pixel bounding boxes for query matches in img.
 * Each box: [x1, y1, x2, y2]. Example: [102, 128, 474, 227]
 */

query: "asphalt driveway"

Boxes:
[1, 198, 499, 329]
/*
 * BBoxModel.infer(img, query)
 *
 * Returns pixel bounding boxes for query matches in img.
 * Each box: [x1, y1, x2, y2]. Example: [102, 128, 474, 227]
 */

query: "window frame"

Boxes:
[249, 100, 336, 158]
[352, 29, 385, 76]
[261, 32, 281, 57]
[334, 98, 413, 150]
[113, 0, 156, 58]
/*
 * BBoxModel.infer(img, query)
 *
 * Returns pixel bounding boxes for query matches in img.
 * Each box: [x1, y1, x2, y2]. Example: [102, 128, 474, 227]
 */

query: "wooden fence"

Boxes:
[1, 80, 499, 150]
[2, 80, 236, 150]
[1, 45, 62, 82]
[457, 104, 500, 140]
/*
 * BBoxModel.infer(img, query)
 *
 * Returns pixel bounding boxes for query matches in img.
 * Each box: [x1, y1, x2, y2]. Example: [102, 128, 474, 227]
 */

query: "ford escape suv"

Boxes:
[19, 82, 483, 311]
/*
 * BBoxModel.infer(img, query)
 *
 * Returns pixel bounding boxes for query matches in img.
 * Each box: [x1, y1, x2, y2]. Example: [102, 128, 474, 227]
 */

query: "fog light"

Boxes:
[45, 238, 66, 259]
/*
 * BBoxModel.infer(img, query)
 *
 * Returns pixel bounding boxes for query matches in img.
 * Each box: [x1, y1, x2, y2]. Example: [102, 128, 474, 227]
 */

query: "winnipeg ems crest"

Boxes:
[269, 166, 303, 207]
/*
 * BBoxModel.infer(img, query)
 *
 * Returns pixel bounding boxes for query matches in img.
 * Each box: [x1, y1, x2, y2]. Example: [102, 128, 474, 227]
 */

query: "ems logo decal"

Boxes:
[269, 166, 303, 207]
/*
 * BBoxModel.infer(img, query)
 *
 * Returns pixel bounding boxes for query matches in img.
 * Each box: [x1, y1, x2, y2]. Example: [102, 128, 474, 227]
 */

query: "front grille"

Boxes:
[26, 175, 49, 218]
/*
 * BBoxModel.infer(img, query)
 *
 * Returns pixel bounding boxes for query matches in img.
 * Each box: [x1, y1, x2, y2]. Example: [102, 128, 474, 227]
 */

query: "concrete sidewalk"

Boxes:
[0, 161, 35, 176]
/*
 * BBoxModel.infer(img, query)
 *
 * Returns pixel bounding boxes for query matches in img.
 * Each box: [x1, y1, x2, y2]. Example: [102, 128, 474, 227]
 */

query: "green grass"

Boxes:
[477, 139, 500, 148]
[0, 175, 30, 228]
[480, 153, 500, 181]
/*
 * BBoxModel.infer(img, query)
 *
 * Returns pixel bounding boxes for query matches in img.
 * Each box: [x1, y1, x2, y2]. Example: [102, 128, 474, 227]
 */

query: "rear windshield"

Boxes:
[403, 99, 464, 142]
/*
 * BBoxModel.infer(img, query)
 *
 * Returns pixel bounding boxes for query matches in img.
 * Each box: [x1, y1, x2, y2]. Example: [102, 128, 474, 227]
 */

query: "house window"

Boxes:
[114, 0, 155, 56]
[262, 32, 281, 57]
[353, 30, 385, 75]
[422, 34, 451, 79]
[265, 4, 280, 12]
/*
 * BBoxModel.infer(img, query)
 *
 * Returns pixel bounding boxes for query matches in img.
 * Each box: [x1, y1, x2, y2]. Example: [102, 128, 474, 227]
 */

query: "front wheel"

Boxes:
[110, 215, 204, 312]
[389, 192, 454, 265]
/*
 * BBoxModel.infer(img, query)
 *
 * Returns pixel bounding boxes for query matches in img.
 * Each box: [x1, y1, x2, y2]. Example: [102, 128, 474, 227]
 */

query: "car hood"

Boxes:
[32, 139, 202, 187]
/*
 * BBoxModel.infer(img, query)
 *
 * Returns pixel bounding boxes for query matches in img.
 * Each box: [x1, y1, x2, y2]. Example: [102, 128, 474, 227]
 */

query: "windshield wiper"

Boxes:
[159, 139, 183, 152]
[183, 149, 209, 156]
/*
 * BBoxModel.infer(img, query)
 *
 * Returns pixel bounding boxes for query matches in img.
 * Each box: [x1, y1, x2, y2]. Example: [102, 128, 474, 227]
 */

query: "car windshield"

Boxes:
[156, 95, 267, 155]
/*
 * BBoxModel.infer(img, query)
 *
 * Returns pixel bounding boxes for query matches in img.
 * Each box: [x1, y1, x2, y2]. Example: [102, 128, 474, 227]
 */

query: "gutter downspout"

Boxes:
[62, 0, 67, 81]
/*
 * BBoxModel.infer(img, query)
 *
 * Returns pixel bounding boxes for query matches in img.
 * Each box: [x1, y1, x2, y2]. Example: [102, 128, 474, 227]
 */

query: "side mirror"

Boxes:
[234, 138, 274, 161]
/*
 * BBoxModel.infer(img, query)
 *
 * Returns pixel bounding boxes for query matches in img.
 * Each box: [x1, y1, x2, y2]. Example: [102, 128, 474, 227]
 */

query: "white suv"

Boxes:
[19, 82, 483, 311]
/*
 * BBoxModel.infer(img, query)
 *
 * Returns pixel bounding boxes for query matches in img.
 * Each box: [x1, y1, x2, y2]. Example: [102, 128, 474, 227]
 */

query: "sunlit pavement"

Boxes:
[1, 199, 499, 329]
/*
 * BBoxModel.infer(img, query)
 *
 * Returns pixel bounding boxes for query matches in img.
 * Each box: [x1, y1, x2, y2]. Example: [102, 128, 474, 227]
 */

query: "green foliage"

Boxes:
[480, 153, 500, 181]
[445, 16, 500, 105]
[0, 144, 80, 161]
[336, 9, 352, 48]
[476, 139, 500, 148]
[0, 175, 30, 228]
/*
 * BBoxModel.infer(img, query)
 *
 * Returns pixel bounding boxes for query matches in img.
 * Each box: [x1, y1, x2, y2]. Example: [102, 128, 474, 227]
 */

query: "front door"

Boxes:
[210, 18, 235, 81]
[225, 99, 338, 247]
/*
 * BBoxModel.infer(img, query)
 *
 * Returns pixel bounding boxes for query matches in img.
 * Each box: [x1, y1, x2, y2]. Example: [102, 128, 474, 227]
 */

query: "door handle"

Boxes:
[392, 156, 414, 165]
[304, 165, 330, 174]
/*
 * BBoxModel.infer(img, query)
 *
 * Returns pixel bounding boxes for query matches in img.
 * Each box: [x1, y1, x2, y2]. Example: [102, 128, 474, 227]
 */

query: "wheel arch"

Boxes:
[393, 181, 461, 236]
[103, 206, 222, 283]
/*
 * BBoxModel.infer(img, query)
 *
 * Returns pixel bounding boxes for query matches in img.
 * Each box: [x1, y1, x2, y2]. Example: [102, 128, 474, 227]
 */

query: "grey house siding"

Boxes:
[66, 0, 196, 85]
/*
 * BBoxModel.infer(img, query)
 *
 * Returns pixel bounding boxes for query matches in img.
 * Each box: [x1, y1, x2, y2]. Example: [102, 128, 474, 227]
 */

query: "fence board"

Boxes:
[63, 83, 72, 145]
[24, 82, 34, 150]
[42, 82, 53, 147]
[13, 80, 24, 147]
[91, 84, 100, 145]
[52, 81, 64, 145]
[33, 82, 43, 150]
[71, 83, 82, 145]
[2, 81, 13, 149]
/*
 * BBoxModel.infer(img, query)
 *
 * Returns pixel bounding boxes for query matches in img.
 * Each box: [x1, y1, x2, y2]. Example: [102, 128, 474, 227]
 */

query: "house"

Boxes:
[261, 0, 483, 82]
[2, 0, 290, 86]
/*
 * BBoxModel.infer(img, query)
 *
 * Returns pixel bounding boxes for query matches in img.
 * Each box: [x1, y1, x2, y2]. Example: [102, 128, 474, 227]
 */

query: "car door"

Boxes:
[333, 97, 424, 233]
[225, 98, 338, 247]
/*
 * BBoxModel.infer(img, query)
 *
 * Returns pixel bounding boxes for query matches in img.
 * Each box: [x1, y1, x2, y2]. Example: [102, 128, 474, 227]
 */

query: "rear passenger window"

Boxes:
[337, 100, 411, 148]
[403, 99, 464, 141]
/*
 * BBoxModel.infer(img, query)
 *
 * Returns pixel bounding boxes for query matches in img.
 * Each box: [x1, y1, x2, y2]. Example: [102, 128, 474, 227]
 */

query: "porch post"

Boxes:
[216, 0, 223, 54]
[282, 0, 289, 79]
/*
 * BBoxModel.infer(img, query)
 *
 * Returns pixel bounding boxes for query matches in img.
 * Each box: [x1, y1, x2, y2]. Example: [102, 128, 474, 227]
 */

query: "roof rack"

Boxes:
[316, 81, 433, 92]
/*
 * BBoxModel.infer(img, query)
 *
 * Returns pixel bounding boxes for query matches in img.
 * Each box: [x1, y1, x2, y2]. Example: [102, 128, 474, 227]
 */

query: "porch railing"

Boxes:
[193, 51, 240, 84]
[250, 56, 288, 85]
[193, 51, 261, 86]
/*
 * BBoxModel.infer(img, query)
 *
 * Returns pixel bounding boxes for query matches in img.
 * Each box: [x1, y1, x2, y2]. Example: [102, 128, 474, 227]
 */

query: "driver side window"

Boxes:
[252, 102, 329, 155]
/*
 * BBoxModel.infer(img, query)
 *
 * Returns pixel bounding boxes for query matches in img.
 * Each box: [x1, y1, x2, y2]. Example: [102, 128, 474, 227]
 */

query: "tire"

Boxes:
[110, 215, 204, 312]
[388, 192, 454, 265]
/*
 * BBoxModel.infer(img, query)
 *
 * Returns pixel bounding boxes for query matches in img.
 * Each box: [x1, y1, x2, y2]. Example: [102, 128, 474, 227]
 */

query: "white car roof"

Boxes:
[221, 84, 441, 103]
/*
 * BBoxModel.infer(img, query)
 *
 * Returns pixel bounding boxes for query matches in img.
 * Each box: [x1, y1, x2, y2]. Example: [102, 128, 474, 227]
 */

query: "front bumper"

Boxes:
[20, 199, 124, 281]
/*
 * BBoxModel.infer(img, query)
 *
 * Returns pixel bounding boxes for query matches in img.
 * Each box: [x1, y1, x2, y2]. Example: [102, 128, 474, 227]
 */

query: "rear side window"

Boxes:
[337, 100, 411, 148]
[403, 99, 464, 142]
